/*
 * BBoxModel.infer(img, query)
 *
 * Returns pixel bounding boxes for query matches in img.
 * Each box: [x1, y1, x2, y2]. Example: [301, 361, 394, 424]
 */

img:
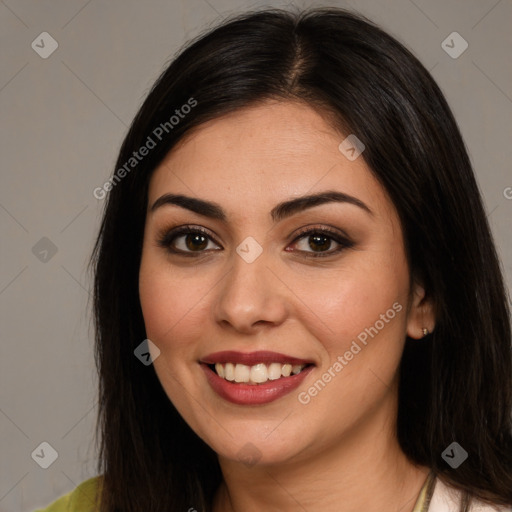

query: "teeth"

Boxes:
[215, 363, 225, 378]
[250, 363, 268, 383]
[234, 364, 250, 383]
[281, 364, 292, 377]
[224, 362, 235, 381]
[212, 362, 307, 384]
[291, 365, 303, 375]
[268, 362, 282, 380]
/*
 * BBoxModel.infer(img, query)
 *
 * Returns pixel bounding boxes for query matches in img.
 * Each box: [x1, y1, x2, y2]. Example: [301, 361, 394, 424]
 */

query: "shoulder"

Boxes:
[34, 475, 103, 512]
[430, 478, 511, 512]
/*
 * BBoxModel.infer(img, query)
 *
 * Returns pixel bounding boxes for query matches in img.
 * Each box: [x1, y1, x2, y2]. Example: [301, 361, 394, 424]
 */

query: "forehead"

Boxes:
[147, 100, 392, 221]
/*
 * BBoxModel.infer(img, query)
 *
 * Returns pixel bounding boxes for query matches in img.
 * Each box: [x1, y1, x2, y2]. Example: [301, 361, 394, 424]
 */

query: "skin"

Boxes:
[138, 100, 436, 512]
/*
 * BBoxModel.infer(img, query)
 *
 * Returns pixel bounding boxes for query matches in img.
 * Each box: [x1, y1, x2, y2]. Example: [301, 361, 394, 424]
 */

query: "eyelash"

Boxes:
[156, 224, 354, 259]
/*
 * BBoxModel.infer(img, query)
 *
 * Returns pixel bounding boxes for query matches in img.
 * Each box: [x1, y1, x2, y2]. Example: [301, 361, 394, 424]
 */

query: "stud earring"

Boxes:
[422, 328, 429, 336]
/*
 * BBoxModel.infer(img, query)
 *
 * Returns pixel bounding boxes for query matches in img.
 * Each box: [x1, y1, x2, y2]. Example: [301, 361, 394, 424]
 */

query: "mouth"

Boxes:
[200, 350, 315, 405]
[206, 361, 312, 385]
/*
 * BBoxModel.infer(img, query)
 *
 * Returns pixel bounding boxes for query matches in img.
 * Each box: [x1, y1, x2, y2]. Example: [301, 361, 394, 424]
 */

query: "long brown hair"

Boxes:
[90, 7, 512, 511]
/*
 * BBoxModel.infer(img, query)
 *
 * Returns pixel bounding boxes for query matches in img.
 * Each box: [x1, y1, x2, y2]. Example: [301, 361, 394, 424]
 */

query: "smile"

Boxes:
[212, 362, 307, 384]
[200, 350, 315, 405]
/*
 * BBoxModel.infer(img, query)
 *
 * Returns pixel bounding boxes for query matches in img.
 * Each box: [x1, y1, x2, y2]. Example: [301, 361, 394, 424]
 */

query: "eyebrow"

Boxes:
[150, 190, 373, 222]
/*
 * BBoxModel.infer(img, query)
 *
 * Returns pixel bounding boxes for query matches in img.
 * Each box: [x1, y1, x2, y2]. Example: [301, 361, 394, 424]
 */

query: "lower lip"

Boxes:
[201, 364, 314, 405]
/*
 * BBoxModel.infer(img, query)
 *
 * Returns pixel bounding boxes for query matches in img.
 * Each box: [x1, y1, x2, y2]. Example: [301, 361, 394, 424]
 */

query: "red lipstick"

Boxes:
[201, 350, 313, 366]
[200, 351, 314, 406]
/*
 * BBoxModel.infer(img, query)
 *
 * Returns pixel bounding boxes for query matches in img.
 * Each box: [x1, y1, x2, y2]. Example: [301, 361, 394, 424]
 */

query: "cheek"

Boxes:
[293, 251, 409, 357]
[138, 256, 207, 408]
[138, 255, 205, 350]
[292, 271, 408, 433]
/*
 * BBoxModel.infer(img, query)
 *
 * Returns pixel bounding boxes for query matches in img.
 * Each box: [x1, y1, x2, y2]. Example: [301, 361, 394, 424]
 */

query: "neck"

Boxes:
[212, 391, 429, 512]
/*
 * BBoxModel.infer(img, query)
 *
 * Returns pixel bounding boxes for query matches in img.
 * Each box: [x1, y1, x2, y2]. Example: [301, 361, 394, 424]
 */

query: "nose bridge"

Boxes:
[214, 244, 288, 331]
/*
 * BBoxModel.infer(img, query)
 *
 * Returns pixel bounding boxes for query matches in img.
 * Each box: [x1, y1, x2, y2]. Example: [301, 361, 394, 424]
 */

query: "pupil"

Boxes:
[309, 234, 330, 252]
[186, 234, 208, 251]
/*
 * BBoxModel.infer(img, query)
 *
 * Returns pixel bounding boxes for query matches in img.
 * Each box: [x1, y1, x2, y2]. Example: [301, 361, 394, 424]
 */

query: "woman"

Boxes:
[36, 7, 512, 512]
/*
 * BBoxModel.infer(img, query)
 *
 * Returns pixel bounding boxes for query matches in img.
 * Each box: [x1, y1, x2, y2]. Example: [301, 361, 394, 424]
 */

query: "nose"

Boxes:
[213, 249, 289, 334]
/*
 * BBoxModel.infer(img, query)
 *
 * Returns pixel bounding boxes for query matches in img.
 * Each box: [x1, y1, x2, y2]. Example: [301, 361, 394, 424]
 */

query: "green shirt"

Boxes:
[34, 476, 102, 512]
[413, 472, 436, 512]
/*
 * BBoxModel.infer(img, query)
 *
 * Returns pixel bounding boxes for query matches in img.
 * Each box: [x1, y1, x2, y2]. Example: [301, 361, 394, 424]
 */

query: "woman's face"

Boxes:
[139, 100, 430, 467]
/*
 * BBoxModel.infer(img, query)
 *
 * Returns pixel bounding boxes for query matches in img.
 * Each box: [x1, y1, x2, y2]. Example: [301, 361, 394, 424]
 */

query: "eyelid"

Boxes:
[289, 223, 351, 243]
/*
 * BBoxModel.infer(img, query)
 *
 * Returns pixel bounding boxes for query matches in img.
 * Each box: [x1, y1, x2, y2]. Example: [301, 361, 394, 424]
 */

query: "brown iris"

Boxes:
[308, 234, 331, 252]
[185, 233, 208, 251]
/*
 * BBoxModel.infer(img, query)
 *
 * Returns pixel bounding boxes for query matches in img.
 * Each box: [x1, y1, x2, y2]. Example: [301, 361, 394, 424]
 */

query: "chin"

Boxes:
[206, 425, 312, 468]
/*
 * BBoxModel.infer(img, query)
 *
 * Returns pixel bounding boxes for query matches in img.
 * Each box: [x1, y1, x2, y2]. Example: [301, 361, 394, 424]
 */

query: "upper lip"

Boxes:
[200, 350, 314, 366]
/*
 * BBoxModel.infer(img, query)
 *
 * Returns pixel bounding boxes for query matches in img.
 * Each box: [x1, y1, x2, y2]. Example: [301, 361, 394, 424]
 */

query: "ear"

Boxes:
[406, 281, 436, 339]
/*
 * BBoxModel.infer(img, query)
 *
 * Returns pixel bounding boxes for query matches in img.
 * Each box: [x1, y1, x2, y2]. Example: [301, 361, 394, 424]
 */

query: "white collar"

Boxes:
[428, 478, 511, 512]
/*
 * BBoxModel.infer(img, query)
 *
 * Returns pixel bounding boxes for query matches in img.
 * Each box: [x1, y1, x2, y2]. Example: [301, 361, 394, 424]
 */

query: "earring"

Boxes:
[422, 328, 429, 336]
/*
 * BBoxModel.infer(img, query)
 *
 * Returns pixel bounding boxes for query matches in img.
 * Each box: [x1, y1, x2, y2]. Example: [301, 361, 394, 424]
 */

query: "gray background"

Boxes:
[0, 0, 511, 510]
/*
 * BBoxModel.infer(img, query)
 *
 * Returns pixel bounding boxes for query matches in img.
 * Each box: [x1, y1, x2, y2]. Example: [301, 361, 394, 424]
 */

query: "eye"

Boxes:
[157, 225, 221, 255]
[288, 226, 354, 257]
[157, 224, 353, 258]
